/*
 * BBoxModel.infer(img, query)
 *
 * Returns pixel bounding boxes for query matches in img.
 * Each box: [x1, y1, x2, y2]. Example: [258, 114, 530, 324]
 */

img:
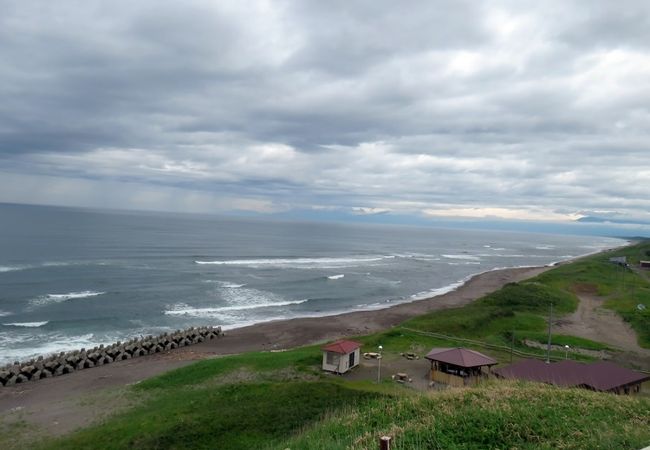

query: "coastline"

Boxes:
[0, 264, 552, 436]
[191, 265, 551, 356]
[0, 243, 627, 435]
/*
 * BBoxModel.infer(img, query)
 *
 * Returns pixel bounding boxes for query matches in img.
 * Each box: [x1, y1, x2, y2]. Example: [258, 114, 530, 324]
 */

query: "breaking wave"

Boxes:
[165, 299, 308, 318]
[442, 254, 482, 261]
[29, 291, 106, 307]
[327, 274, 345, 280]
[3, 321, 49, 328]
[195, 255, 392, 268]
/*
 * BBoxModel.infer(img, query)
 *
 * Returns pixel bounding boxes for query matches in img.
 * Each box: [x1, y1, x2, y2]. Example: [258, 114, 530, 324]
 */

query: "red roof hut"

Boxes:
[322, 340, 361, 374]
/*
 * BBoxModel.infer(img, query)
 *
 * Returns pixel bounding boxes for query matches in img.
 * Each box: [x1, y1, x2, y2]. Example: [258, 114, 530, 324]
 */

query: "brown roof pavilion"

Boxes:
[425, 348, 497, 368]
[494, 359, 650, 393]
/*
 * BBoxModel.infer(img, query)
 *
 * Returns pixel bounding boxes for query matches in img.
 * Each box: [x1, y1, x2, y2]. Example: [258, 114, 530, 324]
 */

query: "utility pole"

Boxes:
[546, 303, 553, 363]
[377, 345, 383, 383]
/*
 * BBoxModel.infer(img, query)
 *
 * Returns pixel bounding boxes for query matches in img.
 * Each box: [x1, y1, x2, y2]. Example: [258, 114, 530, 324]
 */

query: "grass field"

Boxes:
[19, 240, 650, 449]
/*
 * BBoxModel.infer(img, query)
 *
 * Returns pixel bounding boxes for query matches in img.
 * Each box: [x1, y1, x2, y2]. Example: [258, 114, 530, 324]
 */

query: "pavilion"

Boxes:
[494, 359, 650, 394]
[425, 347, 497, 387]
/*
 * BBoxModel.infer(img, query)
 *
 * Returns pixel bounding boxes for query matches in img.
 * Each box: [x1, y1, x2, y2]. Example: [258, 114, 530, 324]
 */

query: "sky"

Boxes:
[1, 1, 649, 233]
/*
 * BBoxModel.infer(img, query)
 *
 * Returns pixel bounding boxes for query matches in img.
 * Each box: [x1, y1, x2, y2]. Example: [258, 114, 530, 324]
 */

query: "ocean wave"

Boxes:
[0, 333, 98, 366]
[0, 310, 11, 317]
[409, 278, 469, 301]
[29, 291, 106, 307]
[194, 255, 392, 268]
[442, 254, 482, 261]
[204, 280, 247, 288]
[219, 282, 247, 288]
[327, 274, 345, 280]
[3, 321, 49, 328]
[0, 265, 23, 273]
[165, 299, 308, 317]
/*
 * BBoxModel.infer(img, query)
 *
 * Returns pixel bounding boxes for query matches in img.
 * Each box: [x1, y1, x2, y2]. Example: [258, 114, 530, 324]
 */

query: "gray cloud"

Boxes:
[1, 0, 650, 225]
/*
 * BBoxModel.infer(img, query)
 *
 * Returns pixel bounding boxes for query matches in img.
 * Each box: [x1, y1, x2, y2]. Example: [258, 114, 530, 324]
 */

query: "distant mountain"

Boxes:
[577, 216, 650, 226]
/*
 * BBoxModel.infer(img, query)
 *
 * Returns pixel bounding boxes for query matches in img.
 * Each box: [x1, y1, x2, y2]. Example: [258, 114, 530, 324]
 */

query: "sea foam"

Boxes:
[3, 321, 49, 328]
[195, 255, 391, 268]
[29, 291, 106, 307]
[165, 299, 308, 318]
[442, 254, 482, 261]
[327, 274, 345, 280]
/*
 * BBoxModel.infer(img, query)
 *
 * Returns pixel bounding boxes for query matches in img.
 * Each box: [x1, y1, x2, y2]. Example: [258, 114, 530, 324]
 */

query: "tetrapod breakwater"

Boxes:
[0, 326, 222, 387]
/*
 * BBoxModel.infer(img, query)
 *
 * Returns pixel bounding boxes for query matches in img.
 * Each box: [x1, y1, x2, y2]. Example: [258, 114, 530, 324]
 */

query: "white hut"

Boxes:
[321, 340, 361, 374]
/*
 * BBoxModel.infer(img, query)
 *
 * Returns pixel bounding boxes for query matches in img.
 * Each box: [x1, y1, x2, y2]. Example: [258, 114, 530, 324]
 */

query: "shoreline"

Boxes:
[1, 243, 625, 366]
[190, 265, 552, 356]
[0, 243, 625, 435]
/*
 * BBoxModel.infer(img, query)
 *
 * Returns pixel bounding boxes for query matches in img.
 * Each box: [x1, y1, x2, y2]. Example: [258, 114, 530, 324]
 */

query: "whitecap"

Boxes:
[164, 299, 308, 318]
[0, 266, 22, 273]
[0, 310, 12, 317]
[327, 274, 345, 280]
[218, 282, 247, 288]
[441, 254, 482, 261]
[194, 255, 391, 269]
[409, 278, 469, 301]
[3, 321, 49, 328]
[0, 333, 98, 366]
[29, 291, 106, 307]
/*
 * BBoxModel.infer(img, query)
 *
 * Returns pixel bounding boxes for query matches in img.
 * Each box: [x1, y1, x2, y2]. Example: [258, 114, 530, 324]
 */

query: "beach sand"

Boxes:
[0, 265, 549, 436]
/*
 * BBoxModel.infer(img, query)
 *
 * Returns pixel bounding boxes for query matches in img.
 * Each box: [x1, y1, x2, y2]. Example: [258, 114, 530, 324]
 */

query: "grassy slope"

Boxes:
[283, 381, 650, 450]
[43, 382, 383, 450]
[32, 242, 650, 449]
[402, 240, 650, 350]
[537, 240, 650, 348]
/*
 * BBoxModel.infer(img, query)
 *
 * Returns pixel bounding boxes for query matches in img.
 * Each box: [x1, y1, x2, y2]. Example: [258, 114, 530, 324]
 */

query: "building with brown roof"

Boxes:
[321, 340, 361, 374]
[425, 347, 497, 387]
[494, 359, 650, 394]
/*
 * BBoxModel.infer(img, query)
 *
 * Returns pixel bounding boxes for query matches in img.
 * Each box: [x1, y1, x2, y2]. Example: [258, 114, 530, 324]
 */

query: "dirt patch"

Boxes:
[343, 354, 432, 391]
[554, 293, 650, 369]
[571, 283, 598, 295]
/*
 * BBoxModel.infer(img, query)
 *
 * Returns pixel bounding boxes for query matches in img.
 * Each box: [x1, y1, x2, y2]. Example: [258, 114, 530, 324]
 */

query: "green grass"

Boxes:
[41, 382, 384, 450]
[281, 381, 650, 450]
[603, 287, 650, 348]
[137, 346, 321, 390]
[396, 279, 594, 358]
[513, 331, 611, 351]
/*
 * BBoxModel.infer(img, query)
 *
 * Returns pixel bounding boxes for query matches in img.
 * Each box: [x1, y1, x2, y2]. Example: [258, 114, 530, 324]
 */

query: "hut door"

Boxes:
[349, 352, 355, 367]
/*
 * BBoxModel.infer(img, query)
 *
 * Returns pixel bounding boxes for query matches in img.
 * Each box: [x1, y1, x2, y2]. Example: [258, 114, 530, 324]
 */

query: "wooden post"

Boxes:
[379, 436, 392, 450]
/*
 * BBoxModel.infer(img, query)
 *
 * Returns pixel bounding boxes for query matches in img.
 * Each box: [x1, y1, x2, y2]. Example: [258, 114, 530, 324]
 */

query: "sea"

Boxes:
[0, 203, 624, 365]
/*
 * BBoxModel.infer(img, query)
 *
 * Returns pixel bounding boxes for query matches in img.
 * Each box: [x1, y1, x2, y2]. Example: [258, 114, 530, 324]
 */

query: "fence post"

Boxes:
[379, 436, 392, 450]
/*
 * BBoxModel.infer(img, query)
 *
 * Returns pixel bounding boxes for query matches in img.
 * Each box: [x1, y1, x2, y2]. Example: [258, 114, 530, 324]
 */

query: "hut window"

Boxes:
[326, 352, 337, 365]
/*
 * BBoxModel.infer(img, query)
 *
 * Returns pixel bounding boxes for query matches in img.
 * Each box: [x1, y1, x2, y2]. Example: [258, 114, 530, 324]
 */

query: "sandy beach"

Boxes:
[0, 265, 550, 436]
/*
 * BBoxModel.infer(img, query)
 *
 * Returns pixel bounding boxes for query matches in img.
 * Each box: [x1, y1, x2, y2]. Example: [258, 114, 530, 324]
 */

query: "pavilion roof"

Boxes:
[494, 359, 650, 391]
[425, 347, 497, 368]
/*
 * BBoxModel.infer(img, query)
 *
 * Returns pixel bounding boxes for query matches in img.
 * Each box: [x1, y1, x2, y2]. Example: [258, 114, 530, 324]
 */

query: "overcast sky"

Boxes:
[1, 1, 649, 228]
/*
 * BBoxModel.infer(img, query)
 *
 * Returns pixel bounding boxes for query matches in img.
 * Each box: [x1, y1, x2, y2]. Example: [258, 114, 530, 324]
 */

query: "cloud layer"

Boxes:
[1, 0, 650, 223]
